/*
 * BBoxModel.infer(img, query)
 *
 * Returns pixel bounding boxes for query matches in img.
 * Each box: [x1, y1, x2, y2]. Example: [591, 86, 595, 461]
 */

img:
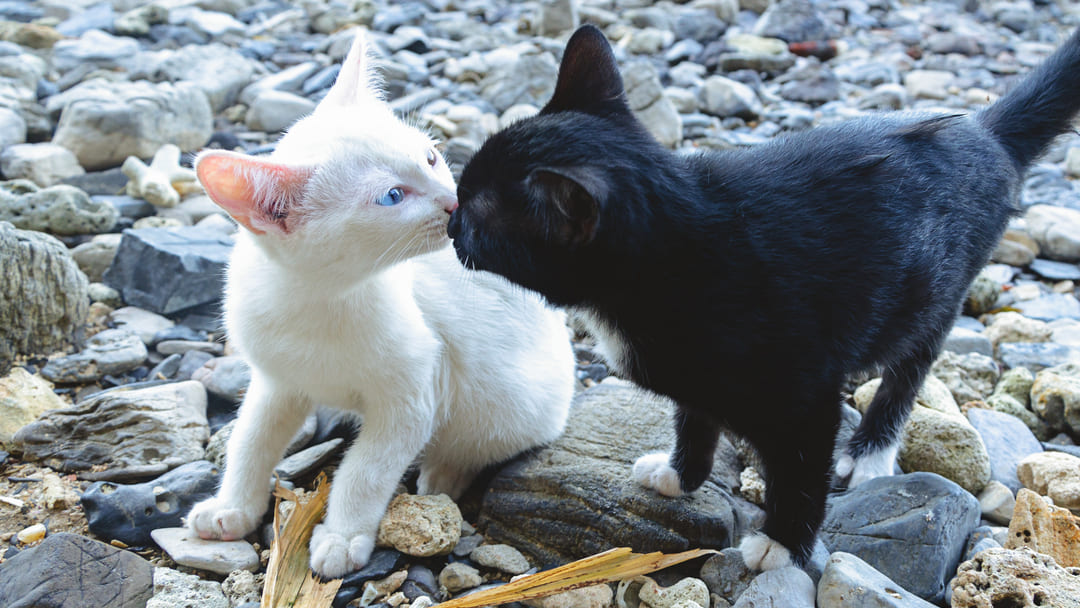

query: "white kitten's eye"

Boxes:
[377, 187, 405, 206]
[426, 148, 438, 167]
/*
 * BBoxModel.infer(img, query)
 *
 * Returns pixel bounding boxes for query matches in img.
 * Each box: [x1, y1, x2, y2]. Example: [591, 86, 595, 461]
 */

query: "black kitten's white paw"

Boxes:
[739, 532, 792, 572]
[834, 443, 899, 488]
[632, 452, 684, 497]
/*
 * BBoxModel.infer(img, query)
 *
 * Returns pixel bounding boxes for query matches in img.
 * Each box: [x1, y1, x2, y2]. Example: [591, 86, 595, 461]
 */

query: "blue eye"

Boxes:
[377, 187, 404, 206]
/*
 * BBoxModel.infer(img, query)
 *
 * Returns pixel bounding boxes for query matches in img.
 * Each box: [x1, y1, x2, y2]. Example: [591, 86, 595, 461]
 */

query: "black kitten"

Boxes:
[449, 25, 1080, 569]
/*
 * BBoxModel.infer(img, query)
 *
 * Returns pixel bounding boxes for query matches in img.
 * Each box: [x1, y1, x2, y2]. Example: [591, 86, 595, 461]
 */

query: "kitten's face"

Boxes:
[196, 30, 457, 282]
[449, 25, 634, 306]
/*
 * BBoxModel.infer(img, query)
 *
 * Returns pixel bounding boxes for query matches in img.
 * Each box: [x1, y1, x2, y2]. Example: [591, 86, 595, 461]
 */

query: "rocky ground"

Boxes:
[2, 0, 1080, 607]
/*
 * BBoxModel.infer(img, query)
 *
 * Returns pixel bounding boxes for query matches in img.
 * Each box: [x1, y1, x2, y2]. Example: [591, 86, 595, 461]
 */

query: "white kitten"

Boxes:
[186, 30, 575, 579]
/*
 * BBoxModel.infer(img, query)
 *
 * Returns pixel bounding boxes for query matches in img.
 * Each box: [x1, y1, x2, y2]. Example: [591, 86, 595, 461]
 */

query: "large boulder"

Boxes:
[0, 221, 88, 375]
[477, 382, 762, 565]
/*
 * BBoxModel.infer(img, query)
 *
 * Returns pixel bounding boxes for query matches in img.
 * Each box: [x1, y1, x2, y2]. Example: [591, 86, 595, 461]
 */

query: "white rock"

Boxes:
[0, 143, 85, 187]
[0, 367, 68, 446]
[1066, 147, 1080, 179]
[150, 528, 259, 575]
[71, 233, 123, 283]
[701, 75, 763, 119]
[147, 567, 229, 608]
[1025, 205, 1080, 262]
[239, 62, 322, 106]
[0, 107, 27, 148]
[245, 90, 317, 133]
[904, 70, 955, 100]
[817, 552, 936, 607]
[109, 306, 175, 345]
[169, 6, 245, 37]
[733, 567, 815, 608]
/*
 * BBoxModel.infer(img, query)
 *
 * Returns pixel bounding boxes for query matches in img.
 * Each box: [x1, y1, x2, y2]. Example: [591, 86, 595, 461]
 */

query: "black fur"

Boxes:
[448, 24, 1080, 565]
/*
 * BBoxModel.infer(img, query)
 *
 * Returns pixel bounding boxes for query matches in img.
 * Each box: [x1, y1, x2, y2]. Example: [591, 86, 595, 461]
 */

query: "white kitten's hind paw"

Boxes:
[836, 444, 899, 488]
[187, 497, 260, 541]
[632, 452, 684, 497]
[739, 533, 792, 572]
[309, 525, 375, 579]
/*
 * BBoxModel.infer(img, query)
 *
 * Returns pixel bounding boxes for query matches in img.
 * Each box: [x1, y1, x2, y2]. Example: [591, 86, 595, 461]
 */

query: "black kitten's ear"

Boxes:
[542, 25, 627, 116]
[528, 167, 603, 248]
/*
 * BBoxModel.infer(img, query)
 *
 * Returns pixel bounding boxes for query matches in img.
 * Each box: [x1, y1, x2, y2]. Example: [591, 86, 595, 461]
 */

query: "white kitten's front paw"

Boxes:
[187, 496, 261, 541]
[309, 524, 375, 579]
[632, 452, 684, 497]
[739, 533, 792, 572]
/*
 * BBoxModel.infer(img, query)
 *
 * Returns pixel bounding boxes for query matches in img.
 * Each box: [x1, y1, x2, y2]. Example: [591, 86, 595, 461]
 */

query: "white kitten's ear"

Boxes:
[319, 28, 381, 108]
[195, 150, 313, 236]
[527, 166, 603, 248]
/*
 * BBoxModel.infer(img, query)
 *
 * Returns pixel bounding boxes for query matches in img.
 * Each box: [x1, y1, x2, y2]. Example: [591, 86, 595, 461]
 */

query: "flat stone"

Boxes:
[146, 566, 229, 608]
[81, 460, 221, 547]
[151, 527, 259, 575]
[376, 493, 462, 557]
[51, 29, 136, 72]
[273, 438, 343, 482]
[1015, 293, 1080, 322]
[0, 532, 153, 608]
[942, 326, 993, 357]
[0, 366, 67, 448]
[819, 472, 981, 604]
[699, 547, 755, 605]
[470, 544, 531, 575]
[816, 552, 937, 608]
[239, 61, 322, 106]
[478, 383, 758, 565]
[13, 380, 209, 473]
[40, 328, 148, 384]
[0, 222, 88, 375]
[985, 312, 1052, 349]
[951, 547, 1080, 608]
[103, 226, 232, 316]
[1030, 258, 1080, 281]
[967, 407, 1044, 492]
[999, 342, 1080, 372]
[245, 90, 316, 133]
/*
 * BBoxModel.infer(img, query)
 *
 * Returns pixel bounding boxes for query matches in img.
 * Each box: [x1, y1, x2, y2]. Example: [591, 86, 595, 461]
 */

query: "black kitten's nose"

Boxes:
[447, 210, 461, 239]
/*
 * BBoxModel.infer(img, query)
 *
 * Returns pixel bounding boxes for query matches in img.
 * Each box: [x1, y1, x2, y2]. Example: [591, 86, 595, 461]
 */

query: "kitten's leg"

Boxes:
[309, 405, 434, 579]
[188, 376, 311, 540]
[634, 407, 721, 496]
[417, 461, 477, 500]
[740, 398, 840, 571]
[836, 346, 934, 488]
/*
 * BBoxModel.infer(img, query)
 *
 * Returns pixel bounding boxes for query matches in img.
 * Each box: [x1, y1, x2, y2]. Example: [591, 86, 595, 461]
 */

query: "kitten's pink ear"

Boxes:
[542, 25, 627, 116]
[527, 167, 603, 248]
[195, 150, 313, 236]
[319, 28, 381, 108]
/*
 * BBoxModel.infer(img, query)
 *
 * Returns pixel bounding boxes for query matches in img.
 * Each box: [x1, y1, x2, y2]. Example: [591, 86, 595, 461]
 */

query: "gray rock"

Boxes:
[731, 568, 814, 607]
[1025, 205, 1080, 262]
[103, 226, 233, 316]
[13, 380, 209, 473]
[151, 527, 260, 575]
[245, 89, 316, 133]
[624, 60, 682, 147]
[470, 544, 531, 575]
[81, 460, 221, 546]
[239, 61, 322, 106]
[0, 106, 26, 148]
[942, 326, 993, 357]
[931, 350, 999, 404]
[110, 306, 175, 346]
[478, 383, 761, 565]
[0, 221, 88, 375]
[0, 142, 84, 187]
[40, 327, 147, 383]
[779, 64, 841, 104]
[999, 342, 1080, 372]
[700, 547, 755, 605]
[701, 75, 763, 120]
[274, 438, 344, 482]
[967, 408, 1043, 493]
[147, 566, 229, 608]
[51, 29, 138, 72]
[170, 6, 245, 37]
[50, 79, 212, 171]
[819, 472, 981, 604]
[753, 0, 829, 42]
[539, 0, 579, 36]
[71, 233, 122, 283]
[192, 355, 250, 403]
[1029, 258, 1080, 281]
[1014, 293, 1080, 322]
[0, 180, 118, 235]
[479, 53, 559, 113]
[0, 532, 153, 608]
[135, 43, 262, 112]
[816, 552, 937, 608]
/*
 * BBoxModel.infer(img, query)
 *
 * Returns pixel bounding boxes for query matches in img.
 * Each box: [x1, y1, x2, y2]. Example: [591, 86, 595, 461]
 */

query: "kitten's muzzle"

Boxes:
[438, 195, 458, 214]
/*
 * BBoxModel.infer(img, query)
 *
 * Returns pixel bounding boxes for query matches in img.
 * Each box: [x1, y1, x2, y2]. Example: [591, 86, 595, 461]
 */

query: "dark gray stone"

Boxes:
[103, 226, 233, 315]
[274, 438, 344, 482]
[61, 169, 129, 196]
[0, 221, 88, 376]
[700, 547, 755, 605]
[81, 460, 220, 546]
[0, 532, 153, 608]
[819, 472, 980, 604]
[478, 383, 762, 565]
[967, 408, 1043, 492]
[336, 549, 407, 606]
[1029, 259, 1080, 281]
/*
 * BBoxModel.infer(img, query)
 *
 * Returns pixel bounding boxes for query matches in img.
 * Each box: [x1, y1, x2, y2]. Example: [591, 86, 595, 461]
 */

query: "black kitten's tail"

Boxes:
[978, 26, 1080, 169]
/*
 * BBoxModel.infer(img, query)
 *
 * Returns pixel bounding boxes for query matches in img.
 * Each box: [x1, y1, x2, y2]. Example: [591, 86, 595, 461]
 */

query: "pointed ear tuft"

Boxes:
[527, 167, 603, 248]
[542, 25, 627, 116]
[195, 150, 313, 235]
[319, 27, 382, 108]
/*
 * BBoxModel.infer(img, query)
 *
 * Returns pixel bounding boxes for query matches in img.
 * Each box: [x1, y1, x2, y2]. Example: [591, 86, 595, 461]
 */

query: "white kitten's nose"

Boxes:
[438, 195, 458, 214]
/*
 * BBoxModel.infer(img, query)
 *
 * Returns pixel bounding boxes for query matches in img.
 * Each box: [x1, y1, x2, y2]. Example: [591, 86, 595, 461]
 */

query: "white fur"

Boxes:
[739, 532, 793, 572]
[836, 442, 899, 488]
[187, 30, 574, 579]
[632, 452, 684, 497]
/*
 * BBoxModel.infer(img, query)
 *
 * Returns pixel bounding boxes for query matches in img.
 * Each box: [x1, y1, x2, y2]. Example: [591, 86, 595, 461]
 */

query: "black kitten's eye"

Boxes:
[426, 149, 438, 167]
